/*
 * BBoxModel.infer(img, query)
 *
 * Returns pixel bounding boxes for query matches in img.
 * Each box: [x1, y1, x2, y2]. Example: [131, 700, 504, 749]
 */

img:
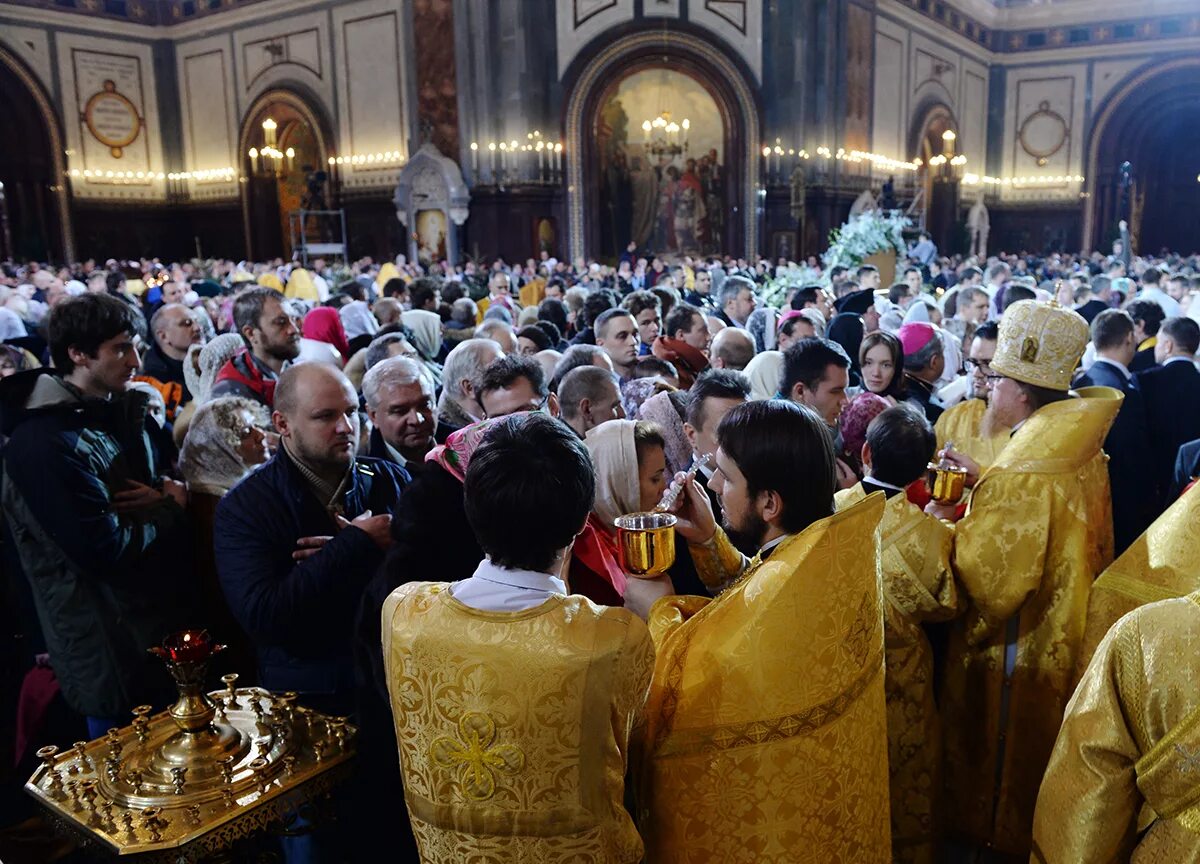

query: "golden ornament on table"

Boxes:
[24, 630, 355, 859]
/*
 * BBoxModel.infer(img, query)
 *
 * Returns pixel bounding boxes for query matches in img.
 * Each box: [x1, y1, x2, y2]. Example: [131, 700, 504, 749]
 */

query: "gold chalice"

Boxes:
[926, 462, 967, 504]
[614, 512, 677, 578]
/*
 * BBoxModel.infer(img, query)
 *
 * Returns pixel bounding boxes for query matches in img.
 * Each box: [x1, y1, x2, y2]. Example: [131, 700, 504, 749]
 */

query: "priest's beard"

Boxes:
[723, 509, 767, 551]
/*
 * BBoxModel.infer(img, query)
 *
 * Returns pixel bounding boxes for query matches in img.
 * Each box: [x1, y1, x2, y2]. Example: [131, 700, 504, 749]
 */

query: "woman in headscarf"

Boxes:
[257, 272, 284, 292]
[285, 268, 320, 302]
[838, 391, 890, 478]
[574, 419, 669, 607]
[301, 306, 351, 365]
[0, 344, 36, 378]
[636, 389, 693, 477]
[400, 308, 445, 384]
[744, 349, 784, 401]
[174, 332, 247, 447]
[178, 396, 272, 680]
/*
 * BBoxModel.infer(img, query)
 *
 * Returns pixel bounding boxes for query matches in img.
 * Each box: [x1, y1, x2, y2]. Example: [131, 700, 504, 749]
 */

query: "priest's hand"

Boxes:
[666, 472, 717, 545]
[937, 448, 982, 488]
[623, 573, 676, 621]
[924, 501, 960, 522]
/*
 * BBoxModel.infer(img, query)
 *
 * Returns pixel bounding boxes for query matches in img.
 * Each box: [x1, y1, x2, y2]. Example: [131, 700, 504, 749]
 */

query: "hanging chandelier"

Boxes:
[247, 118, 295, 177]
[641, 111, 690, 158]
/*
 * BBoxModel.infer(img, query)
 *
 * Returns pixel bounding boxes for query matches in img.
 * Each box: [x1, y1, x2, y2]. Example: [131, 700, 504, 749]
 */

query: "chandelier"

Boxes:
[247, 118, 295, 177]
[641, 111, 690, 158]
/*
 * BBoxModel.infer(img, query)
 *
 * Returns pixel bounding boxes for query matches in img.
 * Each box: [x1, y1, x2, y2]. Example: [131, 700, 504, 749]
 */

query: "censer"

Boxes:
[24, 630, 355, 861]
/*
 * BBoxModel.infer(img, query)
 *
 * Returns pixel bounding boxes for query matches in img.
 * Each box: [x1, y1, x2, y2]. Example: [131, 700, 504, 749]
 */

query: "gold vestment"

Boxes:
[1077, 484, 1200, 673]
[934, 397, 1011, 472]
[836, 483, 959, 864]
[382, 583, 654, 864]
[1032, 594, 1200, 863]
[637, 492, 892, 863]
[942, 386, 1122, 856]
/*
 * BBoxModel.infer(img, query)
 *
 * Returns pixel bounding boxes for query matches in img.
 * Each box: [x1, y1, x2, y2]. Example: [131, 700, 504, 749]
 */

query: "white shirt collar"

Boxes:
[862, 475, 907, 493]
[467, 558, 566, 595]
[759, 534, 789, 556]
[1164, 355, 1196, 367]
[1094, 356, 1132, 381]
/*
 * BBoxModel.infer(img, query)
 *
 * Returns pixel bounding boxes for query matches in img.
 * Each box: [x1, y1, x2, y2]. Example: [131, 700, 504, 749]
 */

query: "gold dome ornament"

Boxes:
[991, 299, 1089, 392]
[24, 631, 356, 859]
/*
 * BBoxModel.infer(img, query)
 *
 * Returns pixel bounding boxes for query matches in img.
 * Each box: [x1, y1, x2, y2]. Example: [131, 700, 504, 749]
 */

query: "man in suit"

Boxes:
[1073, 275, 1111, 325]
[1126, 299, 1166, 373]
[1135, 317, 1200, 511]
[1171, 438, 1200, 501]
[1074, 310, 1156, 553]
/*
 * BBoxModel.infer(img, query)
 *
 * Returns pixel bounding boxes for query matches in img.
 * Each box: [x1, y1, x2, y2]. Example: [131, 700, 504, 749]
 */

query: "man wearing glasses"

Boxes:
[927, 300, 1123, 859]
[934, 320, 1010, 472]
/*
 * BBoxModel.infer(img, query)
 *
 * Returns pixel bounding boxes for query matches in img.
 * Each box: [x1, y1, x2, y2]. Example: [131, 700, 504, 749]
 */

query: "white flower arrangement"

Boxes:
[761, 263, 824, 309]
[822, 211, 911, 270]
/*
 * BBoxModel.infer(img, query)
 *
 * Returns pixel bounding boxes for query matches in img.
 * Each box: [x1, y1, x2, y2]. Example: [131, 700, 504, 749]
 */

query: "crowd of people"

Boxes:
[2, 239, 1200, 863]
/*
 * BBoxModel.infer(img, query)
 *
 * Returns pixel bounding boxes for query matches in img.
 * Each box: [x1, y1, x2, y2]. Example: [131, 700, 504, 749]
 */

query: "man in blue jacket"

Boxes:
[215, 363, 407, 716]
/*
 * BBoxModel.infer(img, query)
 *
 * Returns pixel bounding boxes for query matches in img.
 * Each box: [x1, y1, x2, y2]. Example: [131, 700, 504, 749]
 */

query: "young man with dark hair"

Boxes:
[653, 302, 711, 389]
[476, 353, 556, 419]
[211, 286, 301, 408]
[1137, 316, 1200, 510]
[408, 277, 440, 312]
[1126, 298, 1166, 372]
[644, 399, 890, 861]
[621, 289, 662, 355]
[835, 403, 957, 863]
[2, 293, 190, 737]
[381, 413, 654, 862]
[780, 337, 852, 428]
[593, 307, 640, 379]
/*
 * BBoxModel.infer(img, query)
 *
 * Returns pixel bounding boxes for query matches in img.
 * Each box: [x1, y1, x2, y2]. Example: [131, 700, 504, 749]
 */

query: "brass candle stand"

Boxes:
[24, 631, 355, 861]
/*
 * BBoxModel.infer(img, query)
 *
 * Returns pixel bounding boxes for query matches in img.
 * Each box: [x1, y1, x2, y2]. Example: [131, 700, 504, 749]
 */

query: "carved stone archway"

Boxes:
[563, 30, 759, 262]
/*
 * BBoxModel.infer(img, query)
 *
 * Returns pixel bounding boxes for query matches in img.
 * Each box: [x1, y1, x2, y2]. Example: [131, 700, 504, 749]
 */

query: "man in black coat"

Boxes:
[1073, 310, 1156, 553]
[214, 363, 407, 717]
[1127, 299, 1166, 373]
[1134, 317, 1200, 512]
[1171, 438, 1200, 502]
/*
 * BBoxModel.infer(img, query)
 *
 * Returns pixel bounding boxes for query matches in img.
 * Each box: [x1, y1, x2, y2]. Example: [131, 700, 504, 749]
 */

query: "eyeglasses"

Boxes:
[965, 358, 994, 372]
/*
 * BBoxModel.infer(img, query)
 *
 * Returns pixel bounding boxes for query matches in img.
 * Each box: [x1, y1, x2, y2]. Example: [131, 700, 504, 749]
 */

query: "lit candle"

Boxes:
[499, 142, 507, 173]
[762, 145, 771, 181]
[470, 142, 479, 174]
[249, 147, 259, 173]
[642, 120, 651, 143]
[488, 142, 496, 180]
[286, 147, 295, 172]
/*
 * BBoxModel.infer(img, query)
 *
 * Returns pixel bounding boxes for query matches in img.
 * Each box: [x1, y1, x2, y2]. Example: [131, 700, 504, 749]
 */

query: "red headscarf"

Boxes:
[302, 307, 351, 362]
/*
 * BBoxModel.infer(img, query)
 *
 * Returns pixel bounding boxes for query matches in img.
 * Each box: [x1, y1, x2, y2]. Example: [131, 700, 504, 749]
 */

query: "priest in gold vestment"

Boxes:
[836, 403, 959, 864]
[935, 320, 1011, 471]
[1076, 483, 1200, 672]
[644, 399, 892, 864]
[931, 301, 1122, 857]
[382, 415, 654, 864]
[1032, 593, 1200, 863]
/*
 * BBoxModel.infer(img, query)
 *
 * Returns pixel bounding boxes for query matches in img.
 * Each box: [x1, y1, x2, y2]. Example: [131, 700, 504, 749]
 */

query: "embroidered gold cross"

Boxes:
[1175, 743, 1200, 774]
[431, 712, 524, 800]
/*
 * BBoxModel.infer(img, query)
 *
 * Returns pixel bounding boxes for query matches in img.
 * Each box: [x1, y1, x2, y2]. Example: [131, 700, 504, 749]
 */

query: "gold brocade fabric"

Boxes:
[381, 583, 655, 864]
[934, 397, 1011, 473]
[1077, 484, 1200, 674]
[835, 484, 960, 864]
[942, 386, 1122, 856]
[637, 493, 892, 863]
[1032, 594, 1200, 863]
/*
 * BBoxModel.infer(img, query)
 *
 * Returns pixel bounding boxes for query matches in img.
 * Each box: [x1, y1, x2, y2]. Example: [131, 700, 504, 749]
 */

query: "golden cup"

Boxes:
[614, 512, 677, 578]
[926, 462, 967, 504]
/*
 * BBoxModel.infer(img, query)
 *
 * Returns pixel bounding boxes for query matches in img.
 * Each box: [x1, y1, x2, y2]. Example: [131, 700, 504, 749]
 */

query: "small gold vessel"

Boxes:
[614, 512, 677, 577]
[926, 461, 967, 504]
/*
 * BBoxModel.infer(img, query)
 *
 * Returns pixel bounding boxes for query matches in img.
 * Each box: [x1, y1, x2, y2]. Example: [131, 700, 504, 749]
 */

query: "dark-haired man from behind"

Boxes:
[211, 286, 301, 408]
[382, 413, 654, 861]
[835, 404, 959, 864]
[1126, 298, 1166, 373]
[643, 400, 890, 861]
[1136, 316, 1200, 511]
[2, 293, 189, 737]
[1075, 309, 1156, 551]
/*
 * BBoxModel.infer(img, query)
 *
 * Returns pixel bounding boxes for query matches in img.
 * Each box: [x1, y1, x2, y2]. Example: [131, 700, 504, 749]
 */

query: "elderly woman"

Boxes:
[401, 308, 445, 385]
[178, 396, 272, 680]
[175, 332, 245, 446]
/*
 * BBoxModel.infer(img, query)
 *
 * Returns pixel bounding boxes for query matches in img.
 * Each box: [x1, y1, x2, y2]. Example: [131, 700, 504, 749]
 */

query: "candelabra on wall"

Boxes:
[469, 131, 564, 188]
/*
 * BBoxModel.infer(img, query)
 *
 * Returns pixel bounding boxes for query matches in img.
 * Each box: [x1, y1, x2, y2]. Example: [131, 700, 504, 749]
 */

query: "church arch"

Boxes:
[0, 43, 72, 262]
[563, 29, 759, 262]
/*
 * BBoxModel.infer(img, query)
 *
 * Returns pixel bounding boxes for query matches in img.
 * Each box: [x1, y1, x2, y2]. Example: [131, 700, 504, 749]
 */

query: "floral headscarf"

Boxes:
[178, 397, 271, 495]
[425, 417, 506, 483]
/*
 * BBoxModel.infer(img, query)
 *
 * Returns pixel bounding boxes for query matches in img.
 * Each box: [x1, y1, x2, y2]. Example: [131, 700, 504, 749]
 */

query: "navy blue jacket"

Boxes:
[1075, 360, 1156, 553]
[1135, 359, 1200, 511]
[1171, 438, 1200, 502]
[214, 449, 408, 712]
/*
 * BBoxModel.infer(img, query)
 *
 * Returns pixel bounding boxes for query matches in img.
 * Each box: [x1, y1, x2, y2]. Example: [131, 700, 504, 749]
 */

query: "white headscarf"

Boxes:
[401, 309, 444, 384]
[190, 333, 245, 405]
[744, 350, 784, 401]
[178, 397, 270, 495]
[0, 308, 27, 340]
[584, 419, 641, 533]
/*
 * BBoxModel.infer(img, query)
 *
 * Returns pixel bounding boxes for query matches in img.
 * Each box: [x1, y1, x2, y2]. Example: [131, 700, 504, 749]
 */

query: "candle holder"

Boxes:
[24, 630, 356, 858]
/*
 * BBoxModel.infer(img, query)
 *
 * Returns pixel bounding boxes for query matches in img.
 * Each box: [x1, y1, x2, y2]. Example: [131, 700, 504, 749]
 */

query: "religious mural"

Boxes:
[595, 68, 725, 260]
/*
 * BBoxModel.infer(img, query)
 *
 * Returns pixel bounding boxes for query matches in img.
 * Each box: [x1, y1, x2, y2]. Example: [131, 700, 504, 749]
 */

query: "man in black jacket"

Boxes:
[141, 303, 204, 402]
[214, 363, 407, 716]
[2, 294, 189, 737]
[1135, 317, 1200, 511]
[1073, 309, 1156, 552]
